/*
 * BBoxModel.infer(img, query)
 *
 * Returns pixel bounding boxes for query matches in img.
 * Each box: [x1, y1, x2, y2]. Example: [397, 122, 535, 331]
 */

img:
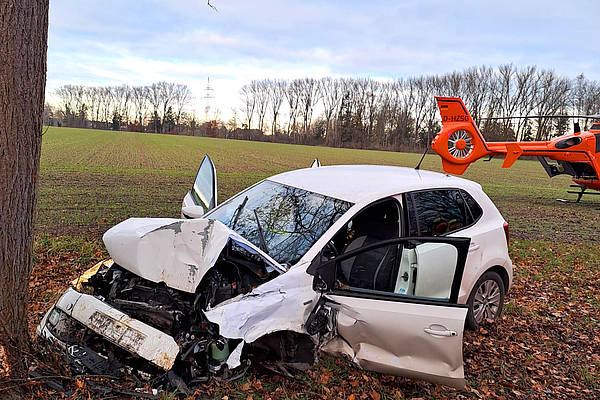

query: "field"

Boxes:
[27, 127, 600, 398]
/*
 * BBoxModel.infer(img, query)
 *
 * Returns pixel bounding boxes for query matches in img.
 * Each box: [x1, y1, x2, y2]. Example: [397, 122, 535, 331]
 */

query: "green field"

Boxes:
[38, 127, 598, 241]
[31, 127, 599, 399]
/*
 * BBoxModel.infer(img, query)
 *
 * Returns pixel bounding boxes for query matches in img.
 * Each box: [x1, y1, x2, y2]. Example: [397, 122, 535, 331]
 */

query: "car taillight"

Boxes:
[503, 221, 510, 247]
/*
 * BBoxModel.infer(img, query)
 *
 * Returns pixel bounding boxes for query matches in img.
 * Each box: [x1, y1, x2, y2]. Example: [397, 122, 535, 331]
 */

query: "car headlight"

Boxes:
[47, 307, 61, 327]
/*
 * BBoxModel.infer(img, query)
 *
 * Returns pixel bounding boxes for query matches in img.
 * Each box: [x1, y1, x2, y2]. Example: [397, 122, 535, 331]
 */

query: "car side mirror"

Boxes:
[181, 205, 207, 219]
[322, 240, 338, 260]
[307, 255, 336, 292]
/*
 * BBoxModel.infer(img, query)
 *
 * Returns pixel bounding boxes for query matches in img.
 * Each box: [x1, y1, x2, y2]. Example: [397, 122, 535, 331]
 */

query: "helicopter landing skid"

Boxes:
[556, 185, 600, 204]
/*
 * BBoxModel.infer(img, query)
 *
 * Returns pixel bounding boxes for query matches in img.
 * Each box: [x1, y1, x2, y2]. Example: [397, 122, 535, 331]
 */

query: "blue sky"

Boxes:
[47, 0, 600, 117]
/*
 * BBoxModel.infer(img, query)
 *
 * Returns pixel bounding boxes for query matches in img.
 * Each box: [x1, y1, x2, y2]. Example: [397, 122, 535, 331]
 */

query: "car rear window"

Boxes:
[460, 189, 483, 222]
[406, 189, 482, 236]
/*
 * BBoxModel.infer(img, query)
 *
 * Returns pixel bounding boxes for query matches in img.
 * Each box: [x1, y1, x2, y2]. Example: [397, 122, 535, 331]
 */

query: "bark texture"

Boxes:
[0, 0, 49, 379]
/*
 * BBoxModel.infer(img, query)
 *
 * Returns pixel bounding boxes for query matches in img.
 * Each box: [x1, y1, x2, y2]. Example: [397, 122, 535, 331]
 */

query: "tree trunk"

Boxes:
[0, 0, 49, 380]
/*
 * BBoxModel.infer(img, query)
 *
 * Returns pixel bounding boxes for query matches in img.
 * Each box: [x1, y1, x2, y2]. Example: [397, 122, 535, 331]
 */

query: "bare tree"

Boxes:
[113, 84, 132, 124]
[462, 66, 493, 123]
[147, 83, 162, 133]
[298, 78, 320, 137]
[572, 74, 600, 129]
[534, 70, 571, 140]
[158, 81, 177, 133]
[46, 65, 600, 146]
[55, 85, 76, 123]
[131, 85, 148, 126]
[173, 84, 192, 126]
[268, 79, 286, 134]
[84, 86, 100, 125]
[72, 85, 88, 127]
[489, 64, 536, 140]
[99, 86, 115, 126]
[253, 80, 269, 132]
[364, 79, 381, 145]
[320, 77, 344, 145]
[240, 83, 256, 129]
[408, 77, 429, 146]
[285, 79, 302, 137]
[421, 76, 444, 144]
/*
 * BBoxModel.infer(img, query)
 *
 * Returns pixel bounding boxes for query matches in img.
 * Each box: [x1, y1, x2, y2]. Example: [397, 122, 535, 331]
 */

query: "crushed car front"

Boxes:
[37, 179, 353, 388]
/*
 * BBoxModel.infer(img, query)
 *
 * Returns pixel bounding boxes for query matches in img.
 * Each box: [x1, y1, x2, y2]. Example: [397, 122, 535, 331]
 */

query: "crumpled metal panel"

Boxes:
[71, 259, 114, 290]
[204, 265, 318, 343]
[54, 288, 180, 370]
[322, 295, 467, 389]
[102, 218, 284, 293]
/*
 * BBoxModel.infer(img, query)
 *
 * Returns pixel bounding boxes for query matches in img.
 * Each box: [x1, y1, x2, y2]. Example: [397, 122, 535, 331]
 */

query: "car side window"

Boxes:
[460, 189, 483, 222]
[406, 189, 477, 236]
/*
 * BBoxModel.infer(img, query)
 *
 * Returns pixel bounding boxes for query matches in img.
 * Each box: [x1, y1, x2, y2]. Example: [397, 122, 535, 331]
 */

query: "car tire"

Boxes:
[466, 271, 505, 330]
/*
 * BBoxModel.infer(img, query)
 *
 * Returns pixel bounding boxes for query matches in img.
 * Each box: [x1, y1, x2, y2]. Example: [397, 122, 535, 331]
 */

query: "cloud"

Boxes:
[46, 0, 600, 117]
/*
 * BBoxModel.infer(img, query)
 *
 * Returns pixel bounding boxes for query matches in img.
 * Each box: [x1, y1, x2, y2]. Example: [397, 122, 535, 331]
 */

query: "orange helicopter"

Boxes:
[431, 97, 600, 202]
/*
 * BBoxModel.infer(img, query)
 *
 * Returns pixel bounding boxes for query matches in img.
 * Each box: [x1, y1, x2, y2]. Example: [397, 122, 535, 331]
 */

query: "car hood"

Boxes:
[102, 217, 284, 293]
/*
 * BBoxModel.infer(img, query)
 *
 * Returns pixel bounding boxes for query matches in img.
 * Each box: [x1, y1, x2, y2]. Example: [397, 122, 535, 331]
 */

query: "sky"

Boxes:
[47, 0, 600, 119]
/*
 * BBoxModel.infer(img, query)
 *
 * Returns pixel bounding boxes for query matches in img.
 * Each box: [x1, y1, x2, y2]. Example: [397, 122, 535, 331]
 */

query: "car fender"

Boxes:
[203, 264, 318, 343]
[457, 256, 512, 304]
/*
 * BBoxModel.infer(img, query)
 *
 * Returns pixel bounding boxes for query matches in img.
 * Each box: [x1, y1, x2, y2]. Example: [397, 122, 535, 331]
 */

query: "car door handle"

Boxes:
[469, 243, 480, 252]
[424, 327, 457, 337]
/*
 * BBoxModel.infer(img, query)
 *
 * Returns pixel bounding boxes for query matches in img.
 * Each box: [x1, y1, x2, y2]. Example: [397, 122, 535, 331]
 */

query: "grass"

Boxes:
[38, 126, 598, 241]
[30, 126, 600, 399]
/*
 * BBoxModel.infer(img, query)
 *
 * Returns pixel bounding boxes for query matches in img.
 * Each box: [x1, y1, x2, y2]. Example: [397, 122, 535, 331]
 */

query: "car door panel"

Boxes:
[325, 294, 467, 388]
[308, 236, 470, 388]
[181, 154, 217, 218]
[412, 242, 458, 299]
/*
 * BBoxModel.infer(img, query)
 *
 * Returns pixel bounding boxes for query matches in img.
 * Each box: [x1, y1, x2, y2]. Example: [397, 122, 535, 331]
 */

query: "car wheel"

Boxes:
[466, 271, 505, 330]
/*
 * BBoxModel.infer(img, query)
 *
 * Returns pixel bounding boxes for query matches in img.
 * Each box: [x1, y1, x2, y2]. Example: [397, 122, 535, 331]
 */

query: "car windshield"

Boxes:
[205, 180, 353, 265]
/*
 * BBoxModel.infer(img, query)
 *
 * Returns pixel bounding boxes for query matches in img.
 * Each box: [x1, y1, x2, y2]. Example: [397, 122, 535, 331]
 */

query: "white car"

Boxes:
[38, 156, 512, 390]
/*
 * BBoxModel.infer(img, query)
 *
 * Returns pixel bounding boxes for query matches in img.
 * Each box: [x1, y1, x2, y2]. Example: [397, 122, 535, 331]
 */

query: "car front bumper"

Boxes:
[37, 287, 179, 370]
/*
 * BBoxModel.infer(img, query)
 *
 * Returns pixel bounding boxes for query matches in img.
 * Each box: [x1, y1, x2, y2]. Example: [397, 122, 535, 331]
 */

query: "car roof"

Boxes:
[268, 165, 482, 204]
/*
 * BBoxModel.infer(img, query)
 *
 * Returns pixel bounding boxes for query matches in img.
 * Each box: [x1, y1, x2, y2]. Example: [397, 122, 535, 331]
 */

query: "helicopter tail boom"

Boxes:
[432, 97, 563, 174]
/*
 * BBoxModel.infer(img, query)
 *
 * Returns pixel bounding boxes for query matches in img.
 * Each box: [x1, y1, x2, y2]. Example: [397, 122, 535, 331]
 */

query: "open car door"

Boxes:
[181, 155, 217, 218]
[308, 236, 470, 388]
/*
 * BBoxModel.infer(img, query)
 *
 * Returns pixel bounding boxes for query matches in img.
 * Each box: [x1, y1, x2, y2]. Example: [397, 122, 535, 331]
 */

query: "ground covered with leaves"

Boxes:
[2, 128, 599, 398]
[14, 237, 599, 399]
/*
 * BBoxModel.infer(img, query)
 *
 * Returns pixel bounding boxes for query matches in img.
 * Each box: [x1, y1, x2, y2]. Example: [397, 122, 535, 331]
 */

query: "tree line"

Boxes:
[48, 65, 600, 151]
[239, 65, 600, 150]
[49, 81, 193, 134]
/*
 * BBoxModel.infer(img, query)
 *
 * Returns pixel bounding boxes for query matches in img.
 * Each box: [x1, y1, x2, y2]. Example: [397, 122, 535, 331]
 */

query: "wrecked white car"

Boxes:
[38, 156, 512, 390]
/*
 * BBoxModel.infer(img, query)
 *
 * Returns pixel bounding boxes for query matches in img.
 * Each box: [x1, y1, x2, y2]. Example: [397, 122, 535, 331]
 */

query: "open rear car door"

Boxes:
[181, 154, 217, 218]
[308, 236, 470, 388]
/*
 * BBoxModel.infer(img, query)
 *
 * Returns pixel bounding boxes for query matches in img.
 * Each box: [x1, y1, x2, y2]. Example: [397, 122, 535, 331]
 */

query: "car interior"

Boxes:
[331, 199, 401, 292]
[329, 196, 458, 301]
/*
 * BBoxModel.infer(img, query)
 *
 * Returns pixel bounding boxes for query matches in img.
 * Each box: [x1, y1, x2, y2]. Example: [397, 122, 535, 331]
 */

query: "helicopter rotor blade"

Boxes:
[481, 115, 600, 120]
